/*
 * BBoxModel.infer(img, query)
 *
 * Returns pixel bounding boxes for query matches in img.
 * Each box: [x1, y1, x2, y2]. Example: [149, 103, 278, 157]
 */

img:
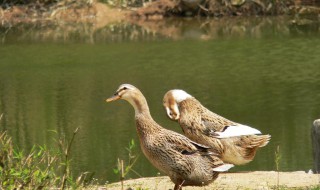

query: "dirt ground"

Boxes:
[104, 171, 320, 190]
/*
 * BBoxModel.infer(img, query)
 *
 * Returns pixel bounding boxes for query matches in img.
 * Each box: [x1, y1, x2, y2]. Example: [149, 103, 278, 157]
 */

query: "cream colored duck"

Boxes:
[106, 84, 233, 190]
[163, 89, 271, 165]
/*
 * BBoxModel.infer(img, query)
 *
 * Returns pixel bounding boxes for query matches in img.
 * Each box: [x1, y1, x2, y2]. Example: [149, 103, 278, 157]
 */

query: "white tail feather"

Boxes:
[215, 125, 261, 138]
[213, 164, 234, 172]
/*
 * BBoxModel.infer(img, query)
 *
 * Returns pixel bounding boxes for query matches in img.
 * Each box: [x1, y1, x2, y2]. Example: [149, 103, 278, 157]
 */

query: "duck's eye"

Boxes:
[122, 87, 128, 90]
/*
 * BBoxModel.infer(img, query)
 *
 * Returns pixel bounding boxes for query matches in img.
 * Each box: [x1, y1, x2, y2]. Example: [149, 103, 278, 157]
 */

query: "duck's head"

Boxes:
[106, 84, 138, 103]
[106, 84, 149, 115]
[163, 89, 192, 120]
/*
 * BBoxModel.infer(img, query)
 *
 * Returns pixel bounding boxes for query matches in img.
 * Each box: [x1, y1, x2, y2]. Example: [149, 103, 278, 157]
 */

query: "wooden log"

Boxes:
[311, 119, 320, 173]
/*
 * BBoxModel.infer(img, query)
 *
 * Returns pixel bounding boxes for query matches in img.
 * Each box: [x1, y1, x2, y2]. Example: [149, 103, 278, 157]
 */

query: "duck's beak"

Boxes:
[106, 93, 121, 102]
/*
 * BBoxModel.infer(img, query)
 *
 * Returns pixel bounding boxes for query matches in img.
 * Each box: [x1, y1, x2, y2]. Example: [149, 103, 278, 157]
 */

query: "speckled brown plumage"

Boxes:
[163, 90, 271, 165]
[107, 84, 233, 190]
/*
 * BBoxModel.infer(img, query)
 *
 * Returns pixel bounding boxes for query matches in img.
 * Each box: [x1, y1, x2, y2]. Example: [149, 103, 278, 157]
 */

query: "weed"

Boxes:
[113, 139, 140, 190]
[275, 145, 282, 190]
[0, 127, 96, 189]
[59, 127, 80, 189]
[0, 131, 60, 189]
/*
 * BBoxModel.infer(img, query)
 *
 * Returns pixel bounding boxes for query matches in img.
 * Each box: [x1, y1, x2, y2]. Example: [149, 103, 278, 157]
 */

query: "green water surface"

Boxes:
[0, 17, 320, 183]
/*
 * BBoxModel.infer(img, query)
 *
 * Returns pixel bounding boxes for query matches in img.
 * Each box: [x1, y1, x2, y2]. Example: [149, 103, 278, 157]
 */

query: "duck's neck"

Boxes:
[126, 94, 161, 137]
[126, 94, 151, 117]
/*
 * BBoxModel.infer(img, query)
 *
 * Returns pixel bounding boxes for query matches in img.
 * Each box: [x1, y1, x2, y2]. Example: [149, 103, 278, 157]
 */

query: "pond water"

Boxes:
[1, 16, 320, 183]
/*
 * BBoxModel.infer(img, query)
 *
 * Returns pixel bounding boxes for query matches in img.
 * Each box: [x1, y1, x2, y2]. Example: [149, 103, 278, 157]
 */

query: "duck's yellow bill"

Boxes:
[106, 95, 120, 102]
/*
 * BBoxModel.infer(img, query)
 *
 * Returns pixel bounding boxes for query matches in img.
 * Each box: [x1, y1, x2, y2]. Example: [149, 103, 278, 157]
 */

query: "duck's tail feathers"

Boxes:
[251, 134, 271, 148]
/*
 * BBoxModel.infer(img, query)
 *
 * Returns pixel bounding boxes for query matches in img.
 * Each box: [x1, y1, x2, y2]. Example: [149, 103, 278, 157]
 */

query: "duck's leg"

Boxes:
[174, 184, 182, 190]
[174, 180, 185, 190]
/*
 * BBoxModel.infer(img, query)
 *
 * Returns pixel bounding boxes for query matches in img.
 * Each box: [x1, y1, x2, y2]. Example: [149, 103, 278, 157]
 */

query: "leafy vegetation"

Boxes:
[0, 131, 60, 189]
[113, 139, 141, 190]
[0, 127, 142, 190]
[0, 127, 95, 189]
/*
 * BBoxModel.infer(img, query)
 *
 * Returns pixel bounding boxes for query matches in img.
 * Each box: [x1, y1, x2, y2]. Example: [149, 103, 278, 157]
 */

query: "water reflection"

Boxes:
[1, 16, 320, 43]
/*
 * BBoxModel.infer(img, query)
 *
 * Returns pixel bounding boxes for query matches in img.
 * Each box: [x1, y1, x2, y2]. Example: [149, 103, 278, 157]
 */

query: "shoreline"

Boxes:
[1, 1, 320, 27]
[105, 171, 320, 190]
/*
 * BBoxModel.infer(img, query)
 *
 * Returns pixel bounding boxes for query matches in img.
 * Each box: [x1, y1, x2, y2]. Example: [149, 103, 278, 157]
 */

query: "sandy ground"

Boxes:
[104, 171, 320, 190]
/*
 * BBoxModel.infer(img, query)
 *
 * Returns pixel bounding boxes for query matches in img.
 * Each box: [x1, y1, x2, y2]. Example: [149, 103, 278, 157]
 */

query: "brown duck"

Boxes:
[163, 89, 271, 165]
[106, 84, 233, 190]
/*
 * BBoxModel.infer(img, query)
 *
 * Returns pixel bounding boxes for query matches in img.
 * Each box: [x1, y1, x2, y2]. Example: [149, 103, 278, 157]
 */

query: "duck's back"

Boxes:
[180, 98, 236, 130]
[178, 98, 270, 165]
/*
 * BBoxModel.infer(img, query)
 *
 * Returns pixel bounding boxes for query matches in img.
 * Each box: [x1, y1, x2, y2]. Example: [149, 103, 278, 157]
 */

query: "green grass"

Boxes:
[0, 131, 60, 189]
[0, 127, 96, 190]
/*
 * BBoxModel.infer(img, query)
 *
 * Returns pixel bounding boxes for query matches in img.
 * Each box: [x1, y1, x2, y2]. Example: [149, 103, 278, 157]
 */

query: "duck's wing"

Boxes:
[164, 130, 211, 155]
[200, 108, 262, 139]
[161, 129, 233, 175]
[164, 130, 234, 171]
